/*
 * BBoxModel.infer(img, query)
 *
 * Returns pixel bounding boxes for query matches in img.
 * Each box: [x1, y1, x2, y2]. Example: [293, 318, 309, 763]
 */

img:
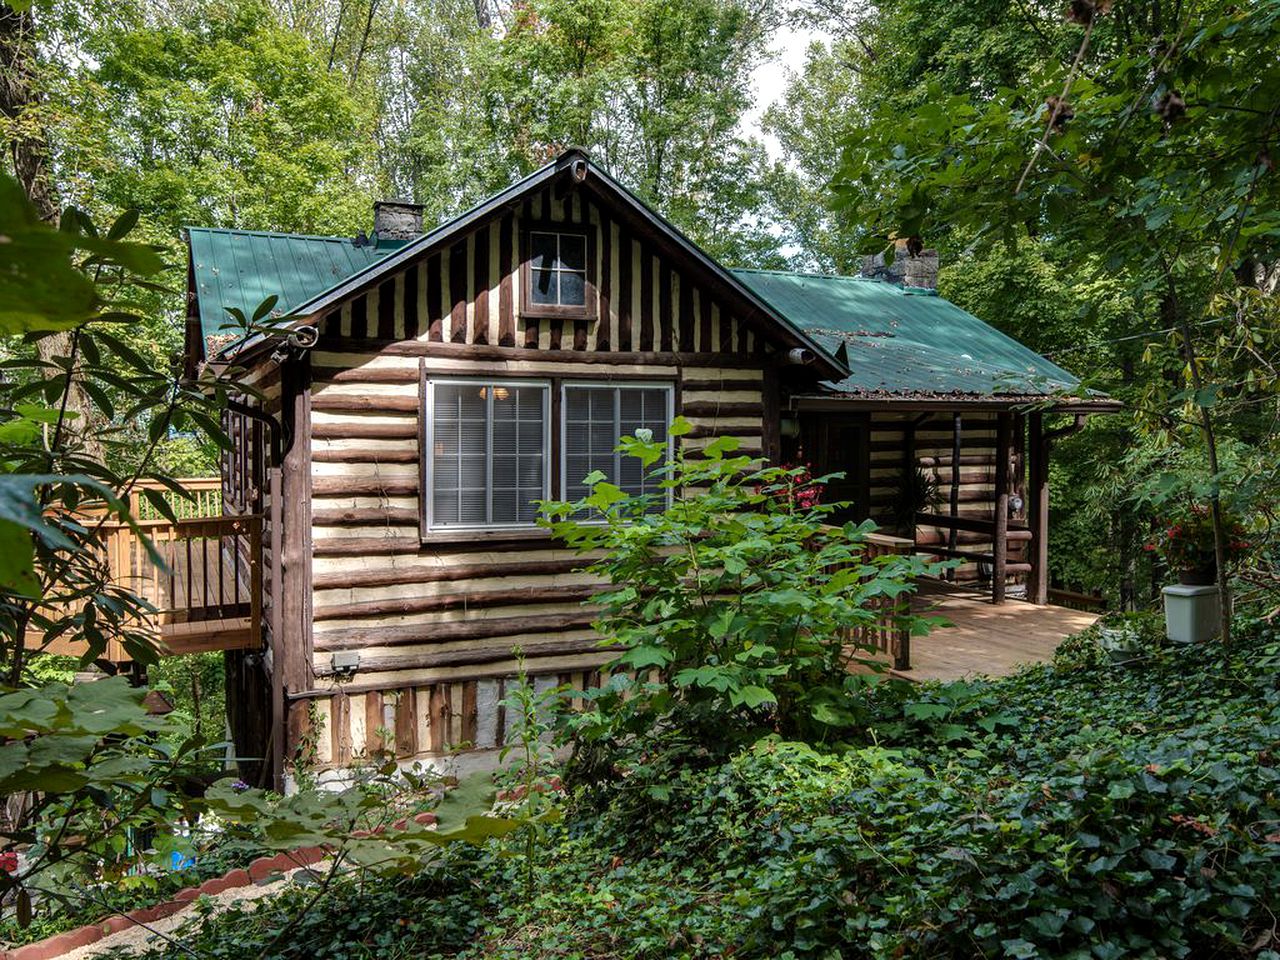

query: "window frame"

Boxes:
[519, 225, 596, 321]
[559, 381, 676, 510]
[421, 376, 553, 535]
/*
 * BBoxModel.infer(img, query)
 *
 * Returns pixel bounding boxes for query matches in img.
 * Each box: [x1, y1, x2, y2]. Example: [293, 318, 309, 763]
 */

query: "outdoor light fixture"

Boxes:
[477, 386, 511, 401]
[330, 650, 361, 679]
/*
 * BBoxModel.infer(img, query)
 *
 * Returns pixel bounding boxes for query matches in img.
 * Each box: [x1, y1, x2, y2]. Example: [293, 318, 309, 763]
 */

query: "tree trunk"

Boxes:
[1161, 281, 1233, 643]
[0, 2, 103, 462]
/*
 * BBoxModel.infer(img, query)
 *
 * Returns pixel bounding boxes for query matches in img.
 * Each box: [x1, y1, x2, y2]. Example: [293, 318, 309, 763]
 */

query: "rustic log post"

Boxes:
[947, 412, 961, 580]
[267, 465, 285, 787]
[992, 412, 1011, 604]
[277, 355, 313, 787]
[1027, 412, 1049, 605]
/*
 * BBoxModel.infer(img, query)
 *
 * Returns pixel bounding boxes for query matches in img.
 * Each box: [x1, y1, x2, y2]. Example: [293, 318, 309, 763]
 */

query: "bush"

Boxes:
[539, 420, 939, 760]
[110, 629, 1280, 959]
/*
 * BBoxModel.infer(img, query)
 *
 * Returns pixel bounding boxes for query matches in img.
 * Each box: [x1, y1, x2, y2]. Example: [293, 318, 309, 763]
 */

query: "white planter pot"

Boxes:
[1162, 584, 1220, 644]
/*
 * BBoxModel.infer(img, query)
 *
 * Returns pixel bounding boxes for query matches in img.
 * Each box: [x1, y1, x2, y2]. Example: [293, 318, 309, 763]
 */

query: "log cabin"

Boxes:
[183, 149, 1119, 785]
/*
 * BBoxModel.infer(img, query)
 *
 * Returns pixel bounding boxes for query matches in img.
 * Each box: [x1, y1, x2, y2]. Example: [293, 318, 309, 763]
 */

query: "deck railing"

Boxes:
[105, 514, 261, 629]
[32, 479, 260, 659]
[845, 531, 915, 671]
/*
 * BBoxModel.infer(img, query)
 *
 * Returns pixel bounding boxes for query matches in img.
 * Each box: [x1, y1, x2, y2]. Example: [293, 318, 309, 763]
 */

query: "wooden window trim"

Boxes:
[519, 225, 596, 321]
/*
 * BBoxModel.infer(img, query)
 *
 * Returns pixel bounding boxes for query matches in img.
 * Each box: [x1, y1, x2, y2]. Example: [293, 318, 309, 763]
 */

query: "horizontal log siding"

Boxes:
[866, 412, 1023, 582]
[306, 346, 768, 761]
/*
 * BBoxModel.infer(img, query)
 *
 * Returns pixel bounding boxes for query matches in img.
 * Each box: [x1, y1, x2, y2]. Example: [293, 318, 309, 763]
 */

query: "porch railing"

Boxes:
[846, 532, 915, 671]
[105, 514, 261, 629]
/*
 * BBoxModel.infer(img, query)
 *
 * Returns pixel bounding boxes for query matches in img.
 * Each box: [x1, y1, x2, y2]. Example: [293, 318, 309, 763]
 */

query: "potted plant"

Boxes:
[1145, 505, 1249, 586]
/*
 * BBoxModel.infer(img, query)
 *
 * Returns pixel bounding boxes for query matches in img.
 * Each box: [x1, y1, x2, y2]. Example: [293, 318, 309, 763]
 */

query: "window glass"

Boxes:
[563, 385, 671, 509]
[528, 232, 587, 308]
[429, 381, 548, 528]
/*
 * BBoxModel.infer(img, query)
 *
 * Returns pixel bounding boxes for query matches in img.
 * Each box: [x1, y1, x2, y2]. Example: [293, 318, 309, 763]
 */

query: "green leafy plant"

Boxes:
[497, 656, 566, 902]
[540, 419, 943, 756]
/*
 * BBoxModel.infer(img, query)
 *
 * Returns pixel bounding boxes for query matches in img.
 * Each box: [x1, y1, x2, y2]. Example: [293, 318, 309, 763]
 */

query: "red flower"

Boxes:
[0, 851, 18, 874]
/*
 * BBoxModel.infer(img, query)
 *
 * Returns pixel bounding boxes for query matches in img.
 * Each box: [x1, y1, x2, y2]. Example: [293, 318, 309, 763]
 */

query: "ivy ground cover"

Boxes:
[116, 622, 1280, 959]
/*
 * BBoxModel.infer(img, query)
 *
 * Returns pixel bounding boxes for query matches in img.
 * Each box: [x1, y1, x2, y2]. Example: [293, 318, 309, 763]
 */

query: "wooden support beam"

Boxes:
[947, 412, 961, 580]
[278, 357, 313, 786]
[1027, 411, 1049, 605]
[992, 411, 1011, 605]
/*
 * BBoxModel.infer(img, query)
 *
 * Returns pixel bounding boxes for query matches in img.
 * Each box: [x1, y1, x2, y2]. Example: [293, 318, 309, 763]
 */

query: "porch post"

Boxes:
[947, 412, 961, 581]
[992, 411, 1011, 604]
[1027, 412, 1050, 605]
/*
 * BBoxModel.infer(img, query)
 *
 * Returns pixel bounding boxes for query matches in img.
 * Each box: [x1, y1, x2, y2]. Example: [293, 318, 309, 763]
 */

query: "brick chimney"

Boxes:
[861, 238, 939, 289]
[372, 200, 424, 242]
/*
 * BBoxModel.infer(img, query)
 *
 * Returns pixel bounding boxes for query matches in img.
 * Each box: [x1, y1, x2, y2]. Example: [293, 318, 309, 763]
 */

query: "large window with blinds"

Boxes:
[425, 380, 550, 530]
[562, 384, 673, 507]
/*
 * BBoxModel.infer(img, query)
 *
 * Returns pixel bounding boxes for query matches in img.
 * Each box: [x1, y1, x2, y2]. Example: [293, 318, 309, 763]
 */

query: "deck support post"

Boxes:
[1027, 412, 1049, 605]
[992, 412, 1011, 604]
[267, 466, 285, 788]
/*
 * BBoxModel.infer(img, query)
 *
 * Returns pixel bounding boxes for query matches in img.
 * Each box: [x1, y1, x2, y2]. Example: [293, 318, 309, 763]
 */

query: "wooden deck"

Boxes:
[892, 579, 1101, 682]
[27, 480, 262, 662]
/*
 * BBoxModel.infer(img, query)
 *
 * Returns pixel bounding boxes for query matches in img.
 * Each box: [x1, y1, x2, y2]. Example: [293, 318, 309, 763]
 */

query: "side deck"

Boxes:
[29, 480, 262, 661]
[896, 579, 1100, 681]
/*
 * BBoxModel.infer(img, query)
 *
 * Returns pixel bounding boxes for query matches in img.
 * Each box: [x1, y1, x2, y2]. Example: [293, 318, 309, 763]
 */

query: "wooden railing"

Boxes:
[130, 477, 223, 521]
[915, 511, 1033, 603]
[846, 532, 915, 671]
[32, 479, 260, 659]
[105, 514, 261, 630]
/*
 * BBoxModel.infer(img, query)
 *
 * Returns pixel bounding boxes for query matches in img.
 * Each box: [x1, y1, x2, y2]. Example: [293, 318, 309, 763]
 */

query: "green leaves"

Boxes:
[540, 422, 942, 748]
[0, 177, 160, 335]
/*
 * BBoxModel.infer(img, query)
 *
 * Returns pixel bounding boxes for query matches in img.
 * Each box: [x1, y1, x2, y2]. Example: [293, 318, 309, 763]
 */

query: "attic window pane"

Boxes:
[530, 269, 557, 305]
[530, 232, 556, 270]
[560, 271, 585, 306]
[558, 234, 585, 271]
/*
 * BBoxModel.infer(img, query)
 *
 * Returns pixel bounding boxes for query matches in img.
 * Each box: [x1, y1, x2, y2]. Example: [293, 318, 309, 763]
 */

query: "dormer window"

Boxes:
[522, 229, 593, 319]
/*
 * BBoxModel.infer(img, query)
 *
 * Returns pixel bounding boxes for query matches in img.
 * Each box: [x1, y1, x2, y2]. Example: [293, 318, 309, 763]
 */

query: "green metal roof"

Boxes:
[185, 223, 1091, 401]
[730, 269, 1084, 398]
[187, 228, 396, 340]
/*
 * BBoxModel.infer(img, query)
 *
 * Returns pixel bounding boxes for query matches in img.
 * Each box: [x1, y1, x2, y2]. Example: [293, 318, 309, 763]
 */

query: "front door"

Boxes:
[800, 414, 870, 524]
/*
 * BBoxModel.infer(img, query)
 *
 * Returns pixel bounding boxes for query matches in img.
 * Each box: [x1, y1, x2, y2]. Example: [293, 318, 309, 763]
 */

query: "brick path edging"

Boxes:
[1, 811, 437, 960]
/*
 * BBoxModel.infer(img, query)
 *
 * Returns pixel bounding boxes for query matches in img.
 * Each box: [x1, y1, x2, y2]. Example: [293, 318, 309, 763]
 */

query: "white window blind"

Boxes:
[429, 381, 549, 528]
[563, 384, 672, 506]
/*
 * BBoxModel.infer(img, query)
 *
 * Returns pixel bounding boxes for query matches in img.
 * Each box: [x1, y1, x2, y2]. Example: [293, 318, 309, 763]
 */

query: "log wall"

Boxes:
[292, 187, 775, 766]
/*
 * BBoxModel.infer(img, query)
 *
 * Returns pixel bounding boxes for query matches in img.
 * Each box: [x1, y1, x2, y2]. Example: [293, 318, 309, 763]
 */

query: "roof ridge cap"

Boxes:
[185, 226, 357, 243]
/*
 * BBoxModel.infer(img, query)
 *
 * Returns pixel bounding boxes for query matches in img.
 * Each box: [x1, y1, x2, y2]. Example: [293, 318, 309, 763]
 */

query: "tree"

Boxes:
[828, 0, 1280, 635]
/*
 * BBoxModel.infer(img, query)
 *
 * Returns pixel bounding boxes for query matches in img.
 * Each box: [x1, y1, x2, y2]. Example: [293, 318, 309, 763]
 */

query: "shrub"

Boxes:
[539, 420, 940, 758]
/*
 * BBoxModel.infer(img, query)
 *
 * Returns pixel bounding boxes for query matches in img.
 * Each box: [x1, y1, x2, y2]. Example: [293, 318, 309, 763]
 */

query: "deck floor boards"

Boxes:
[892, 580, 1101, 682]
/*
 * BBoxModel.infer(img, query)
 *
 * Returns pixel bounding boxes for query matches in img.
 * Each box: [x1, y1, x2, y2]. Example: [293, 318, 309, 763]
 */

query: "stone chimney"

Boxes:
[861, 238, 939, 289]
[372, 199, 424, 242]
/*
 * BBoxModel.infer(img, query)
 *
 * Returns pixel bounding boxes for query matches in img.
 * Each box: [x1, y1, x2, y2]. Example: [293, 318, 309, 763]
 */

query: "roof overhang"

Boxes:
[787, 394, 1124, 415]
[211, 150, 849, 381]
